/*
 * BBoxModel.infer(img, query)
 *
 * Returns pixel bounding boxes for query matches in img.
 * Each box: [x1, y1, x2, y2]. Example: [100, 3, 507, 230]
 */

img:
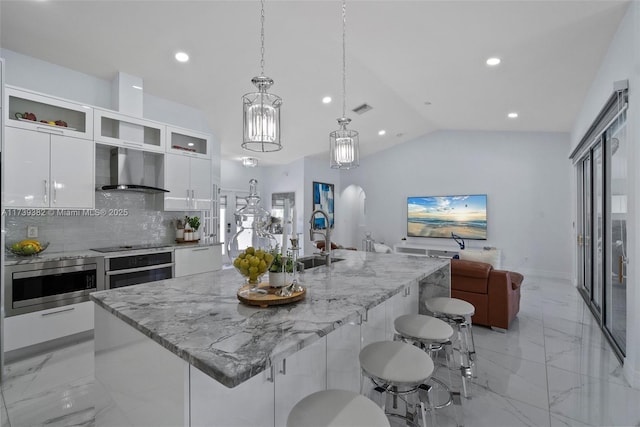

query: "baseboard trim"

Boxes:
[5, 330, 94, 364]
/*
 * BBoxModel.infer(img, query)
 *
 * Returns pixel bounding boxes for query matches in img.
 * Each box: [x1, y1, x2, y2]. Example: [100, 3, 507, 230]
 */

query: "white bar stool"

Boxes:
[287, 389, 391, 427]
[424, 297, 477, 397]
[395, 314, 465, 426]
[394, 314, 457, 404]
[359, 341, 435, 427]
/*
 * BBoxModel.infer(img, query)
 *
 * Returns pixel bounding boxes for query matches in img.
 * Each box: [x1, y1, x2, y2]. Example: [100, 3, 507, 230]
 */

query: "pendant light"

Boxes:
[330, 0, 359, 169]
[242, 0, 282, 152]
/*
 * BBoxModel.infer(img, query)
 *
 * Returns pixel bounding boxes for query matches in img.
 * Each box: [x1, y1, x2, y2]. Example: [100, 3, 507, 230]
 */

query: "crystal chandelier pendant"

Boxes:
[242, 75, 282, 152]
[330, 117, 359, 169]
[329, 0, 359, 169]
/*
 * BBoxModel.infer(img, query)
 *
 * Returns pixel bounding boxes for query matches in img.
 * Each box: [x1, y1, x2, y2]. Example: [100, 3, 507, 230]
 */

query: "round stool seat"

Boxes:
[395, 314, 454, 342]
[426, 297, 475, 317]
[360, 341, 434, 386]
[287, 389, 391, 427]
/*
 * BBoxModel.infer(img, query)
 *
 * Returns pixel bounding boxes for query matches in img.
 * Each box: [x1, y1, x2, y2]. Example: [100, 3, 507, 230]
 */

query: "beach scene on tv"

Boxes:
[407, 195, 487, 239]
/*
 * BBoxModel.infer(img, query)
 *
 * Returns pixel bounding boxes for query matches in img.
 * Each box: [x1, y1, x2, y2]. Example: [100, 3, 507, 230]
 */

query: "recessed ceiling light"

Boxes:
[132, 85, 143, 90]
[486, 57, 501, 66]
[508, 112, 518, 119]
[378, 130, 386, 136]
[175, 52, 189, 63]
[322, 96, 332, 104]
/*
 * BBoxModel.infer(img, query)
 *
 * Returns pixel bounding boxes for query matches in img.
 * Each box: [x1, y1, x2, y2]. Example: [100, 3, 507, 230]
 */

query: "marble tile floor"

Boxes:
[1, 276, 639, 427]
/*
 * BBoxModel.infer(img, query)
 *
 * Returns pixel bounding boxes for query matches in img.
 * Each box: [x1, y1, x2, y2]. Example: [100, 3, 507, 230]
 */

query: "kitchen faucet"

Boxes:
[309, 209, 331, 266]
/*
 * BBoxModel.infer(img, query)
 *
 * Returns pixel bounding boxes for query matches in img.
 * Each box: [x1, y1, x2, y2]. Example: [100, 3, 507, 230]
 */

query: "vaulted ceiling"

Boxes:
[0, 1, 630, 165]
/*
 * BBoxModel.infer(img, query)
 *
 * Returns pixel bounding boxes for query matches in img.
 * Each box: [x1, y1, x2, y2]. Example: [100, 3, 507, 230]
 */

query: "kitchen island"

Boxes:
[90, 250, 450, 427]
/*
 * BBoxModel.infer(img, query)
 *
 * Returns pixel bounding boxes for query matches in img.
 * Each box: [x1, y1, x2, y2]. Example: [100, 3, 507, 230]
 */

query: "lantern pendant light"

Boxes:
[330, 0, 359, 169]
[242, 0, 282, 152]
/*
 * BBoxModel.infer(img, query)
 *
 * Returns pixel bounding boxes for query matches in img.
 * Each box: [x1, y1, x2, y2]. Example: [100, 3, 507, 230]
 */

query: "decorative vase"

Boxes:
[176, 228, 184, 239]
[184, 230, 193, 241]
[228, 179, 277, 288]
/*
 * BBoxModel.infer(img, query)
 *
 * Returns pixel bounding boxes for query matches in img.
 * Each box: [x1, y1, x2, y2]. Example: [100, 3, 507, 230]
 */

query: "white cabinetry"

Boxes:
[4, 127, 94, 208]
[274, 337, 327, 427]
[94, 108, 165, 152]
[174, 245, 222, 277]
[4, 301, 93, 352]
[190, 366, 274, 427]
[386, 282, 419, 340]
[361, 300, 386, 348]
[164, 153, 212, 211]
[326, 318, 361, 392]
[5, 86, 93, 139]
[166, 126, 211, 159]
[394, 242, 459, 258]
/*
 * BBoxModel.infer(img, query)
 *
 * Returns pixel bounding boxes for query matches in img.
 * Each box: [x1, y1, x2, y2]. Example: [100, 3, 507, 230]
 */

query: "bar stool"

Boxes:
[287, 389, 391, 427]
[394, 314, 458, 406]
[359, 341, 435, 427]
[424, 297, 477, 396]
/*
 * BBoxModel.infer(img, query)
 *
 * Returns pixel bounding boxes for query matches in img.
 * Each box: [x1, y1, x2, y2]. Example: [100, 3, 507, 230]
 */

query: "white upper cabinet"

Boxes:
[94, 108, 165, 153]
[164, 154, 212, 211]
[166, 126, 211, 159]
[4, 127, 95, 208]
[5, 86, 93, 140]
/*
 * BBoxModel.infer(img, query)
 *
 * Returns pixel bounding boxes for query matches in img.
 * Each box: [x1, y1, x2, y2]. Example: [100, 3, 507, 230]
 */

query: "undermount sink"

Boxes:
[298, 256, 344, 269]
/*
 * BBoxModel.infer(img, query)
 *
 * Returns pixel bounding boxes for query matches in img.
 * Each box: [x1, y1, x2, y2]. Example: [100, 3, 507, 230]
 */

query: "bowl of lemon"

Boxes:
[7, 240, 49, 256]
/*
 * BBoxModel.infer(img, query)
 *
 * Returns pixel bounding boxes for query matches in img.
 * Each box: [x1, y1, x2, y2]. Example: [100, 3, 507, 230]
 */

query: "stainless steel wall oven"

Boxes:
[4, 257, 105, 317]
[104, 251, 174, 289]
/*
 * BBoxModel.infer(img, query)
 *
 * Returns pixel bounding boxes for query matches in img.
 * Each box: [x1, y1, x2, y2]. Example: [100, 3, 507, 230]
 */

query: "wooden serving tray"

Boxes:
[175, 238, 200, 244]
[237, 283, 306, 308]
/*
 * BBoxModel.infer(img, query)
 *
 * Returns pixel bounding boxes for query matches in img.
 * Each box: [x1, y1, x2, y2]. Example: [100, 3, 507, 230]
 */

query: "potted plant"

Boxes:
[268, 245, 295, 288]
[185, 215, 201, 241]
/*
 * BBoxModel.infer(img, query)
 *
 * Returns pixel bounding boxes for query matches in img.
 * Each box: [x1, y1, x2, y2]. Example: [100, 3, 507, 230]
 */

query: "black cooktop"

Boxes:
[90, 244, 171, 253]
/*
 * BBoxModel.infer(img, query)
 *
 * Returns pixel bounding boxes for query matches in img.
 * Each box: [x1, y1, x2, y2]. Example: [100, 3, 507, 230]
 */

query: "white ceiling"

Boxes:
[0, 0, 629, 166]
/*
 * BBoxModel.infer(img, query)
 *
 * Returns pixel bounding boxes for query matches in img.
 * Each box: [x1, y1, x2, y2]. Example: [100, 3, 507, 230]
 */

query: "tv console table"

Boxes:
[394, 243, 502, 268]
[393, 243, 459, 258]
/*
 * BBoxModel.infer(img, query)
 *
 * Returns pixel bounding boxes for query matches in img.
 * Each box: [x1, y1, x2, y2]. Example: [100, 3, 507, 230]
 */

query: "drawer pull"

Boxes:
[192, 248, 210, 252]
[41, 307, 75, 317]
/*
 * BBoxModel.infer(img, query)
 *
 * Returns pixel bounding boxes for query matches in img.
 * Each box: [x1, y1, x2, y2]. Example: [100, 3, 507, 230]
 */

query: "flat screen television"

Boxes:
[407, 194, 487, 240]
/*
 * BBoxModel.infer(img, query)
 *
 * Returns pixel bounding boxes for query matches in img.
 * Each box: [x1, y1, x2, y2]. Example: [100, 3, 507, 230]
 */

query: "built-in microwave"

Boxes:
[4, 257, 105, 317]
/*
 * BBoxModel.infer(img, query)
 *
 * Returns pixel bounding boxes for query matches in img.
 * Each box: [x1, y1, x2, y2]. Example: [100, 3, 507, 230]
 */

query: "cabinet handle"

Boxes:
[192, 247, 210, 252]
[191, 190, 195, 208]
[37, 126, 63, 134]
[186, 189, 190, 207]
[619, 255, 624, 284]
[42, 307, 75, 317]
[266, 365, 274, 383]
[280, 359, 287, 375]
[122, 141, 143, 148]
[44, 179, 48, 204]
[53, 180, 57, 204]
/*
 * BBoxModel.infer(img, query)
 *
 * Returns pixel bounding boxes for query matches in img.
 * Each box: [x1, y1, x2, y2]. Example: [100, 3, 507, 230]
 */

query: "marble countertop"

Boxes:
[90, 250, 449, 388]
[4, 241, 222, 265]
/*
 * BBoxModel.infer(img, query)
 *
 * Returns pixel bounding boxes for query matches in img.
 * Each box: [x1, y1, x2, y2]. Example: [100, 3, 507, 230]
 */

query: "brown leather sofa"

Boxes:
[450, 258, 524, 330]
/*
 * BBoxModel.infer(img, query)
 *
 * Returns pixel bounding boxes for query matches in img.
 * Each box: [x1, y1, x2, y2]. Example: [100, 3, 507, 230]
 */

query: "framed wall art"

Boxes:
[312, 181, 334, 229]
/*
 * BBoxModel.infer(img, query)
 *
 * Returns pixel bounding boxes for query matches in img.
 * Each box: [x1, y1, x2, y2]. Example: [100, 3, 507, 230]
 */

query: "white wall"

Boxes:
[569, 1, 639, 388]
[0, 49, 214, 137]
[341, 130, 572, 279]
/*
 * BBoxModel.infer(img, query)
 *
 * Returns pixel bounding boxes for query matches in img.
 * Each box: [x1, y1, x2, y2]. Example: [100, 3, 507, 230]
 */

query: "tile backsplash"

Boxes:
[5, 192, 196, 252]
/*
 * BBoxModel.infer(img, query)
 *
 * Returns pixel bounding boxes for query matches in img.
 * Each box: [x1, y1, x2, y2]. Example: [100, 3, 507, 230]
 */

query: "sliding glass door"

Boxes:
[575, 113, 627, 358]
[605, 119, 627, 353]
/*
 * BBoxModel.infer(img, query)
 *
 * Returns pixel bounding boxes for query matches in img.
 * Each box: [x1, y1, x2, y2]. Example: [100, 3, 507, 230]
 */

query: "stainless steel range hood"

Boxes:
[100, 147, 168, 193]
